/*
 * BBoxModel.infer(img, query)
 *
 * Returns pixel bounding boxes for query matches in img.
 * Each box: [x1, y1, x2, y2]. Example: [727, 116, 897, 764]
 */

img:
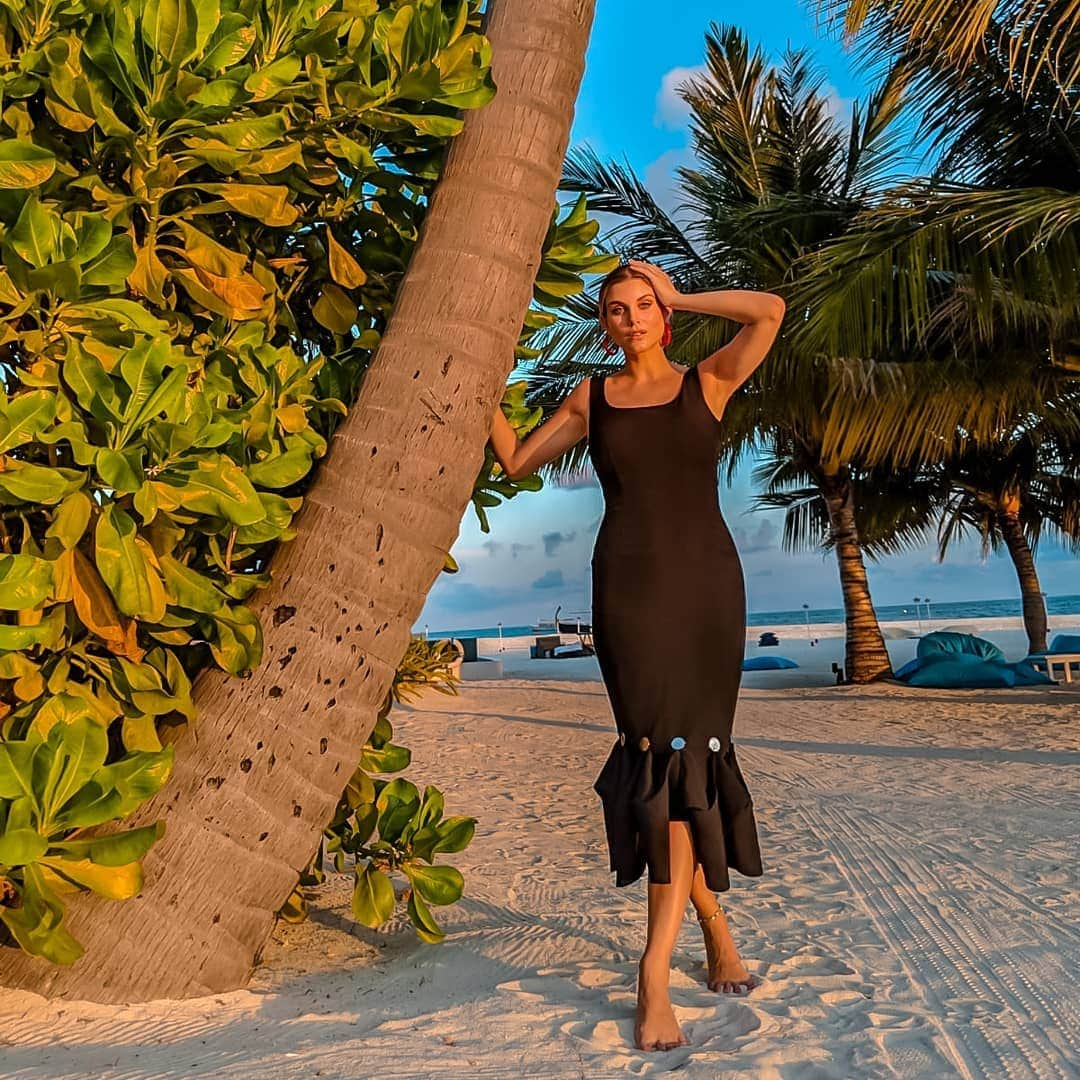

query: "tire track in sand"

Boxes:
[800, 799, 1078, 1080]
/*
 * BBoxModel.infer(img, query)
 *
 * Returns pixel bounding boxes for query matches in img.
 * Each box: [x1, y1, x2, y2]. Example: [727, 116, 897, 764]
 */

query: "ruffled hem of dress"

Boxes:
[592, 739, 763, 892]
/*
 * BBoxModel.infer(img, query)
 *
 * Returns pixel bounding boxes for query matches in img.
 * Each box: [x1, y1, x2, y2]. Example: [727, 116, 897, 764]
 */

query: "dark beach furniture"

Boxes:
[452, 636, 479, 663]
[757, 631, 779, 647]
[531, 635, 564, 659]
[531, 631, 594, 659]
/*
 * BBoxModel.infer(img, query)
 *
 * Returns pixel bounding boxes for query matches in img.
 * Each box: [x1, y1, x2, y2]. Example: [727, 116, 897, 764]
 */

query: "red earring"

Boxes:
[661, 322, 672, 347]
[602, 336, 619, 356]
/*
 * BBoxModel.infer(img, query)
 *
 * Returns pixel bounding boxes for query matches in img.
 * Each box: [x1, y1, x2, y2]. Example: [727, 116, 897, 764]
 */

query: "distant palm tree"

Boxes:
[920, 404, 1080, 654]
[758, 397, 1080, 656]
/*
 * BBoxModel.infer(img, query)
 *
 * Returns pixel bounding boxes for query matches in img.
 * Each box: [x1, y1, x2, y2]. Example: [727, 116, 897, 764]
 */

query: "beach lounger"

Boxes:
[1025, 633, 1080, 684]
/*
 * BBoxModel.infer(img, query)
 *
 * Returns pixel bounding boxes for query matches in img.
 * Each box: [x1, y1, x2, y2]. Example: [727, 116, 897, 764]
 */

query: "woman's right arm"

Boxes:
[488, 378, 590, 482]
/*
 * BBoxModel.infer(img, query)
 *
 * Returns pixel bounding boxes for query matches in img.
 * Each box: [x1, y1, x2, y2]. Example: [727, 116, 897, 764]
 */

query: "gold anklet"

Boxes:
[697, 908, 723, 924]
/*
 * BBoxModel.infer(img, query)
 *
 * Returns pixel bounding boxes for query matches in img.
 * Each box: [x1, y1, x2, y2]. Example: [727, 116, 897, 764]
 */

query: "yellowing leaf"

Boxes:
[70, 547, 145, 661]
[38, 857, 143, 900]
[128, 243, 169, 305]
[275, 403, 308, 433]
[172, 265, 268, 320]
[312, 284, 357, 333]
[0, 140, 57, 189]
[326, 229, 367, 288]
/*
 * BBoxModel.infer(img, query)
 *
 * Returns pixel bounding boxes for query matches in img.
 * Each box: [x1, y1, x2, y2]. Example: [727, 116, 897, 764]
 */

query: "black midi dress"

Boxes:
[588, 363, 764, 892]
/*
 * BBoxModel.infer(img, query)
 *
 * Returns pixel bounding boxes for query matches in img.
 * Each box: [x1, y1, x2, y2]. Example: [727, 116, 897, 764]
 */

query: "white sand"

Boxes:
[1, 639, 1077, 1078]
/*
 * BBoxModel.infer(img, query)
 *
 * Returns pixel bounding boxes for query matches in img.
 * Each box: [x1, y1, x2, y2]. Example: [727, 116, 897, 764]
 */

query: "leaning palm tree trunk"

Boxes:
[1, 0, 597, 1003]
[821, 472, 893, 682]
[995, 500, 1049, 654]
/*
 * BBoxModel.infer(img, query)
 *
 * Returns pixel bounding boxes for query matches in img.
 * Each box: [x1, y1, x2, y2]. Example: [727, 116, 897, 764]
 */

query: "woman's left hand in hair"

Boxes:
[628, 259, 681, 309]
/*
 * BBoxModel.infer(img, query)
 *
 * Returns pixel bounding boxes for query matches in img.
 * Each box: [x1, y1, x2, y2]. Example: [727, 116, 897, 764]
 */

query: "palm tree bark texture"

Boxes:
[819, 470, 892, 682]
[0, 0, 598, 1002]
[995, 493, 1048, 653]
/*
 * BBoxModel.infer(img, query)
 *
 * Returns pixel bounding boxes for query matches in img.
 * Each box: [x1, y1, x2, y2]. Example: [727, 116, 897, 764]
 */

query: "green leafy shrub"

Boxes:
[0, 0, 613, 966]
[0, 0, 495, 964]
[280, 635, 473, 942]
[0, 715, 172, 963]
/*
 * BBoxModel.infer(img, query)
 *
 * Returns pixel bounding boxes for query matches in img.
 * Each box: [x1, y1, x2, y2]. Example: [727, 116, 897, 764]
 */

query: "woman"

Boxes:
[488, 259, 785, 1052]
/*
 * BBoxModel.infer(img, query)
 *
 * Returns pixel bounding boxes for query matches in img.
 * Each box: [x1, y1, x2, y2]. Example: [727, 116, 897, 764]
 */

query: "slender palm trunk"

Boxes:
[1, 0, 598, 1002]
[996, 507, 1048, 654]
[820, 471, 892, 682]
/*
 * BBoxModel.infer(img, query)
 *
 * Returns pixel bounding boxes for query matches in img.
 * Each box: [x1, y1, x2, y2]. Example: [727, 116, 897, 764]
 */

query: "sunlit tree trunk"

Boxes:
[821, 470, 893, 682]
[1, 0, 598, 1003]
[996, 493, 1048, 654]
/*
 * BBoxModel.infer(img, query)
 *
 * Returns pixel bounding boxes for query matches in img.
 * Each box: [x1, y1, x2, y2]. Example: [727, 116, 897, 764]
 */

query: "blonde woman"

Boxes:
[489, 259, 784, 1051]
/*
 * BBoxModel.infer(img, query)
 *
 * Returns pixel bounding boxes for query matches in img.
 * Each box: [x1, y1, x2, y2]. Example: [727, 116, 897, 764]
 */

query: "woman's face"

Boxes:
[600, 277, 668, 354]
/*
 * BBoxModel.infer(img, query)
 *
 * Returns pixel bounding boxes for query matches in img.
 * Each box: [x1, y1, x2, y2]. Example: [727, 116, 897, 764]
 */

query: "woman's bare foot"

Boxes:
[698, 907, 758, 994]
[635, 955, 688, 1051]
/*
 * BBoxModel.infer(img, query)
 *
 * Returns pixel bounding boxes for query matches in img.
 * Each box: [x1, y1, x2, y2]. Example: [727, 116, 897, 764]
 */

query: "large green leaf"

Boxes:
[406, 884, 444, 943]
[245, 447, 313, 489]
[159, 554, 228, 613]
[95, 505, 167, 620]
[0, 461, 84, 504]
[0, 740, 36, 801]
[0, 141, 57, 189]
[44, 491, 92, 549]
[8, 198, 59, 268]
[53, 746, 174, 831]
[154, 456, 266, 524]
[0, 606, 66, 652]
[0, 554, 54, 610]
[51, 822, 164, 867]
[0, 391, 58, 453]
[405, 863, 464, 906]
[141, 0, 218, 69]
[311, 284, 357, 333]
[0, 829, 49, 866]
[351, 861, 396, 928]
[0, 865, 84, 964]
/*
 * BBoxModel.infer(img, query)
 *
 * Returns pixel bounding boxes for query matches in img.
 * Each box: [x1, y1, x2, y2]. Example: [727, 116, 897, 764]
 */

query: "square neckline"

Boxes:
[601, 366, 689, 410]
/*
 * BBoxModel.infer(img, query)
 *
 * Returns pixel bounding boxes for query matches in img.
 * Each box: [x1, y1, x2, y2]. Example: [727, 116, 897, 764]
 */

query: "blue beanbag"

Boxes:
[1010, 660, 1056, 686]
[742, 655, 799, 670]
[897, 631, 1055, 687]
[917, 631, 1005, 663]
[893, 656, 922, 680]
[905, 657, 1016, 688]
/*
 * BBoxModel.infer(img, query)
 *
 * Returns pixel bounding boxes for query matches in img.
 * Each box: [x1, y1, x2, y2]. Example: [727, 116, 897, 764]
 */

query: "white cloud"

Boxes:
[642, 145, 695, 225]
[654, 64, 707, 130]
[820, 81, 856, 127]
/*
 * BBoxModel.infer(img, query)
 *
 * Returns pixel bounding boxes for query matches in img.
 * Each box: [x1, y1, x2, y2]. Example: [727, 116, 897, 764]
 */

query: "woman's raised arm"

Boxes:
[488, 378, 591, 482]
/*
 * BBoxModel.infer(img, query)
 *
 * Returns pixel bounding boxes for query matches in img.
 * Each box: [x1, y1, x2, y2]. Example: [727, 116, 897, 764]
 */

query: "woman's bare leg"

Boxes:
[688, 862, 755, 993]
[635, 820, 694, 1051]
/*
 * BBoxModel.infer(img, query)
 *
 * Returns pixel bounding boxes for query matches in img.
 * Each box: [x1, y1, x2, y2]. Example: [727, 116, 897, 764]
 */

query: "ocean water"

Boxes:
[416, 594, 1080, 639]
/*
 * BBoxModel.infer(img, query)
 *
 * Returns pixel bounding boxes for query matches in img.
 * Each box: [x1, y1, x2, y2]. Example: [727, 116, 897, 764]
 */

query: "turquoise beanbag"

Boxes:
[917, 631, 1005, 663]
[742, 655, 799, 671]
[897, 632, 1054, 687]
[904, 657, 1016, 688]
[1010, 660, 1057, 686]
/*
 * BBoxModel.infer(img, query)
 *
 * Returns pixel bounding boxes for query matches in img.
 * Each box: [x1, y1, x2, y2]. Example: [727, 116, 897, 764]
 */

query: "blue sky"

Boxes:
[413, 1, 1078, 634]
